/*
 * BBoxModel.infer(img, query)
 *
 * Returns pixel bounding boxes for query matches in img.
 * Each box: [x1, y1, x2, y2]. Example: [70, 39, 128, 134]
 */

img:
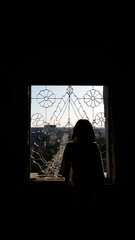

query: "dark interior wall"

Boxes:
[1, 47, 135, 207]
[110, 79, 135, 188]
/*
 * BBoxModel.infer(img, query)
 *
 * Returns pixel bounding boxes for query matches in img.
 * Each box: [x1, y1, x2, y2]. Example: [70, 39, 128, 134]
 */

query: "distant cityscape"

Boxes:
[30, 125, 106, 148]
[30, 125, 106, 178]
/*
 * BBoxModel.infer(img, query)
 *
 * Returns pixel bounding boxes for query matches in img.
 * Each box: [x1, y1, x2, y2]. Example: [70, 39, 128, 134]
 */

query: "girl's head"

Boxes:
[72, 119, 95, 142]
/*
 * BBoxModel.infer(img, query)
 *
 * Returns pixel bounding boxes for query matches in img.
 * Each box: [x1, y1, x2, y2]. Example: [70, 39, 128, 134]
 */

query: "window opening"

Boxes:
[30, 85, 109, 181]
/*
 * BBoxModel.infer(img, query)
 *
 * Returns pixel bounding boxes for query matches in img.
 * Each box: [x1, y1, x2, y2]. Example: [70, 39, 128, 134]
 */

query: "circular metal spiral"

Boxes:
[84, 89, 102, 108]
[31, 113, 44, 126]
[94, 112, 105, 126]
[37, 89, 56, 108]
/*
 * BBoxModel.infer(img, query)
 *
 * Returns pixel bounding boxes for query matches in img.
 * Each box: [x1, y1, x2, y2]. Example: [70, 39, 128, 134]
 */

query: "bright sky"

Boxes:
[31, 85, 104, 128]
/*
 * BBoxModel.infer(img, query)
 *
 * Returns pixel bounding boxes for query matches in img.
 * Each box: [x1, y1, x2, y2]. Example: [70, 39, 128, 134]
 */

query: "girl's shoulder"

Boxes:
[66, 140, 99, 149]
[65, 141, 74, 149]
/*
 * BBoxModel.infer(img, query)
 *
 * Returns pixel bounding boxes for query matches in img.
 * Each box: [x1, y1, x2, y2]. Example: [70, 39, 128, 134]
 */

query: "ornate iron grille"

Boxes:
[30, 85, 107, 179]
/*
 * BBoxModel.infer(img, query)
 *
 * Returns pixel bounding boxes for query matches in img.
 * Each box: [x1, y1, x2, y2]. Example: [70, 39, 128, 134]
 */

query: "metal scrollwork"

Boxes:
[37, 89, 56, 108]
[84, 89, 102, 108]
[31, 113, 44, 126]
[93, 112, 105, 126]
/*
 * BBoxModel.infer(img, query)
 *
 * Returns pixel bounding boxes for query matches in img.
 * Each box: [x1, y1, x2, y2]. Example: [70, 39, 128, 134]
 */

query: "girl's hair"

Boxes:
[72, 119, 95, 142]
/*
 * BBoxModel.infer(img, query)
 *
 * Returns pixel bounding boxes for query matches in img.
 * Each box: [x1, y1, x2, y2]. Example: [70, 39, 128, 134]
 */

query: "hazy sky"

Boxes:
[31, 85, 104, 128]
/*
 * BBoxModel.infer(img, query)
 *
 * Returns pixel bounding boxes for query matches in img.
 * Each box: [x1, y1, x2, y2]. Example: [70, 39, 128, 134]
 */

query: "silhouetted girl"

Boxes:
[59, 119, 104, 206]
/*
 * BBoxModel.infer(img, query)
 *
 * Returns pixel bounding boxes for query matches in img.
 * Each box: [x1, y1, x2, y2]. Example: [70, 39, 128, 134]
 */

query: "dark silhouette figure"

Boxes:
[59, 119, 105, 213]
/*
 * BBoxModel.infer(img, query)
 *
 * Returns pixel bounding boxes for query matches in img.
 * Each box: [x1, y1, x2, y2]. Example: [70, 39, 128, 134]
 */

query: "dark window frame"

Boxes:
[25, 83, 115, 185]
